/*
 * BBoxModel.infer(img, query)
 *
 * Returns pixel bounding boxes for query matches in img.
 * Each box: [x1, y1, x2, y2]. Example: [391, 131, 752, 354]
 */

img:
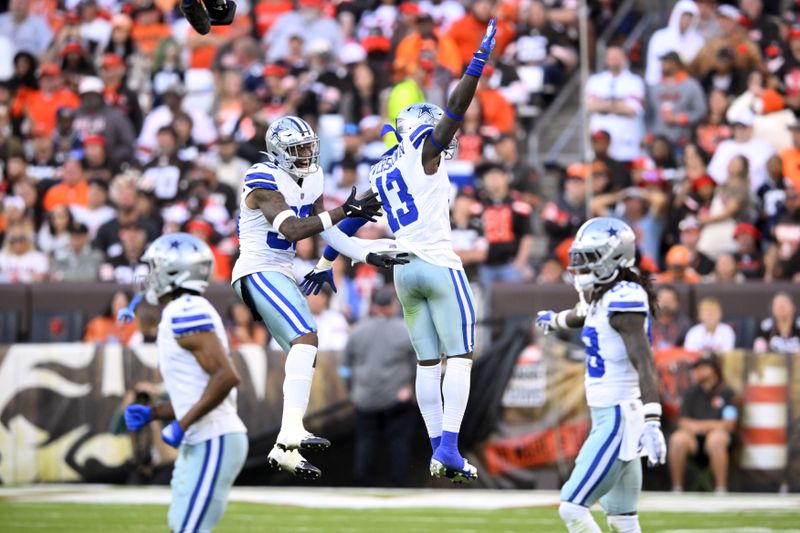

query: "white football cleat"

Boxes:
[430, 457, 478, 484]
[267, 445, 322, 480]
[276, 428, 331, 452]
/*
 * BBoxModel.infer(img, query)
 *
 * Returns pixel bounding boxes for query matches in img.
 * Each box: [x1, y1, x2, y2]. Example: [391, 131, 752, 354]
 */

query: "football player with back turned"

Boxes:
[536, 218, 667, 533]
[124, 233, 247, 533]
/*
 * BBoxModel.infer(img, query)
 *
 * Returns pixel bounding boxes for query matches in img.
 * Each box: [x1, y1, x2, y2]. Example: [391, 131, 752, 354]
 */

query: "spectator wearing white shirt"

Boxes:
[37, 204, 73, 255]
[684, 297, 737, 353]
[645, 0, 704, 86]
[707, 108, 776, 193]
[419, 0, 464, 31]
[78, 0, 112, 55]
[0, 225, 49, 283]
[71, 178, 116, 239]
[265, 0, 343, 62]
[137, 81, 217, 162]
[586, 46, 645, 162]
[308, 285, 350, 353]
[0, 0, 53, 57]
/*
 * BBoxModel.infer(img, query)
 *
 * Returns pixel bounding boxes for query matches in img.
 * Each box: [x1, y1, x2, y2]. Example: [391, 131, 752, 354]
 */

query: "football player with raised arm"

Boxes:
[231, 116, 407, 479]
[124, 233, 247, 533]
[301, 20, 498, 483]
[536, 218, 667, 533]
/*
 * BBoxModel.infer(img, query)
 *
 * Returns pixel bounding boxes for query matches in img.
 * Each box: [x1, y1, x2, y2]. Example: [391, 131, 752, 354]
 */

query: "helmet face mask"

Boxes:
[139, 233, 214, 304]
[265, 117, 320, 178]
[396, 103, 457, 159]
[567, 217, 636, 291]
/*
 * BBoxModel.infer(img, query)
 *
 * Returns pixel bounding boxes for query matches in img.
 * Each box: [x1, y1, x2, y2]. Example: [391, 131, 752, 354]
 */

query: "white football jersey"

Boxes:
[232, 161, 324, 282]
[581, 281, 651, 408]
[158, 294, 247, 445]
[368, 123, 462, 270]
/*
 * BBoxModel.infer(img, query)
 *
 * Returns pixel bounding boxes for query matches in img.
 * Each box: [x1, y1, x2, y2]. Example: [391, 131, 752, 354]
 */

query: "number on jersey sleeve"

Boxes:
[266, 204, 312, 250]
[375, 169, 418, 232]
[581, 325, 605, 377]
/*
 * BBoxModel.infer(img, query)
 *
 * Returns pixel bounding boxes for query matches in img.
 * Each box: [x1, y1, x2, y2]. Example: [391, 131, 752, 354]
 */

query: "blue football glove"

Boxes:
[161, 420, 185, 448]
[466, 18, 496, 76]
[117, 294, 142, 324]
[300, 268, 337, 296]
[535, 310, 557, 335]
[124, 404, 153, 432]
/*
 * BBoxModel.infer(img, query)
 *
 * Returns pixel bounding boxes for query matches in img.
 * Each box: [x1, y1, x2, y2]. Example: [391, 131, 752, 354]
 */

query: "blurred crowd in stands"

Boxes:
[0, 0, 798, 346]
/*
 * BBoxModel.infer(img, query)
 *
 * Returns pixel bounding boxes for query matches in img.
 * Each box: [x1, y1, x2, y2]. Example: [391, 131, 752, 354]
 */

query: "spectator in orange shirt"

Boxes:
[253, 0, 293, 39]
[43, 156, 89, 212]
[448, 0, 514, 68]
[130, 4, 171, 57]
[394, 12, 462, 78]
[11, 62, 79, 136]
[476, 66, 516, 134]
[656, 244, 702, 284]
[781, 121, 800, 193]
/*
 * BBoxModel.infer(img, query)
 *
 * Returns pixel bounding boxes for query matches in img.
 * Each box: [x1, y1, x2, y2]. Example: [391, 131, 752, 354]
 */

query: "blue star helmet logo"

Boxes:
[417, 104, 435, 119]
[607, 226, 619, 237]
[271, 123, 288, 139]
[169, 239, 181, 250]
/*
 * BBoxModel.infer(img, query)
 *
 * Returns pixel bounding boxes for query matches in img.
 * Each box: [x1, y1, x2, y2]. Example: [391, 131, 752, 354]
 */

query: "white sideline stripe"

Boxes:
[3, 486, 800, 513]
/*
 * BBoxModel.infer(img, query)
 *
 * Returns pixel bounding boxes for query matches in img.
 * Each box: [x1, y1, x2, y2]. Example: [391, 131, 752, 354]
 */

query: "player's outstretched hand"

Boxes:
[535, 310, 557, 335]
[124, 404, 153, 432]
[301, 267, 337, 295]
[341, 187, 382, 222]
[475, 18, 497, 61]
[366, 253, 409, 268]
[640, 420, 667, 468]
[161, 420, 185, 448]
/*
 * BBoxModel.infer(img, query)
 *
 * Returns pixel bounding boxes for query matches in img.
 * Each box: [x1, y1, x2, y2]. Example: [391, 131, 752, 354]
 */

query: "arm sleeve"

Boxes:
[322, 218, 369, 261]
[320, 226, 369, 263]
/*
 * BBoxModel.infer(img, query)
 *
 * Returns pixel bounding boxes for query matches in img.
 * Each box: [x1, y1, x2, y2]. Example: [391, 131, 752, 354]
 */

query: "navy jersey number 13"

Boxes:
[375, 168, 419, 232]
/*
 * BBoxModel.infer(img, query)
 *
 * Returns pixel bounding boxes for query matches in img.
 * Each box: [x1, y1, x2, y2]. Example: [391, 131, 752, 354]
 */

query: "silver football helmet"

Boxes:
[568, 217, 636, 290]
[395, 103, 457, 159]
[139, 233, 214, 305]
[264, 116, 320, 178]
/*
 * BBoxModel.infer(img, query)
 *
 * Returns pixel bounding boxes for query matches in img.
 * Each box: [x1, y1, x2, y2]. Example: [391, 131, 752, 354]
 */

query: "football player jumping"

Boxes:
[302, 19, 499, 483]
[231, 116, 406, 479]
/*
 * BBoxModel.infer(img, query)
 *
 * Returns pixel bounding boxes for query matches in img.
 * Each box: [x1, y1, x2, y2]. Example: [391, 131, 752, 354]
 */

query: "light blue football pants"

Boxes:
[560, 405, 642, 515]
[393, 256, 476, 360]
[168, 432, 248, 533]
[233, 271, 318, 353]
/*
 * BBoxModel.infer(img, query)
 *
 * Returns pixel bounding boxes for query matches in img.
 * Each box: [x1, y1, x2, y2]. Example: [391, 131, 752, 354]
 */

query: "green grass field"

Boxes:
[1, 502, 799, 532]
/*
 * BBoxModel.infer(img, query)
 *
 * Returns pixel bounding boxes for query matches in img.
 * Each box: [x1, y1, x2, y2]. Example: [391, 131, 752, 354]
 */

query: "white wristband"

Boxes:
[319, 211, 333, 230]
[272, 209, 296, 236]
[643, 402, 662, 420]
[555, 310, 570, 330]
[316, 256, 334, 270]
